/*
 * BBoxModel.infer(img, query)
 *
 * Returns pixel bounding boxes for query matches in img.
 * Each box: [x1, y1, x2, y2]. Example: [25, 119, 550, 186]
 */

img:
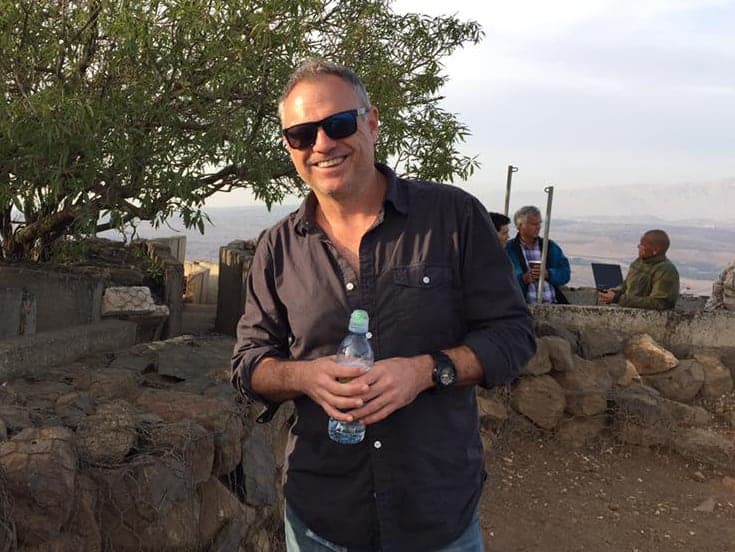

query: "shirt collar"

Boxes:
[293, 162, 408, 235]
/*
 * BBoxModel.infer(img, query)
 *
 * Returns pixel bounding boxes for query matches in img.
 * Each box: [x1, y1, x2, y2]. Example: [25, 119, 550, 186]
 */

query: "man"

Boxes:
[598, 229, 680, 310]
[489, 211, 510, 246]
[705, 259, 735, 311]
[231, 59, 535, 552]
[505, 205, 571, 304]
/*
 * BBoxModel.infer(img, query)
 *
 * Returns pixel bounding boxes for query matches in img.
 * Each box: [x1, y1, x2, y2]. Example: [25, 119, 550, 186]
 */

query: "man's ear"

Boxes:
[368, 106, 380, 140]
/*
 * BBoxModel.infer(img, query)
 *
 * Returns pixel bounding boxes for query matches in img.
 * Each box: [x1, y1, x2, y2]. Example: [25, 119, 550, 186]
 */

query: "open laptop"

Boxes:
[591, 262, 624, 291]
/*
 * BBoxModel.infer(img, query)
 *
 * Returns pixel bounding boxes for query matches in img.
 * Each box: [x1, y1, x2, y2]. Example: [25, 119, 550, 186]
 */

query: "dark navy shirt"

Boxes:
[232, 164, 535, 551]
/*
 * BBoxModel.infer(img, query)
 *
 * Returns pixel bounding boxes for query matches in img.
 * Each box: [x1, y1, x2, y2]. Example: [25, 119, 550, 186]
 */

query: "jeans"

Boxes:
[284, 502, 485, 552]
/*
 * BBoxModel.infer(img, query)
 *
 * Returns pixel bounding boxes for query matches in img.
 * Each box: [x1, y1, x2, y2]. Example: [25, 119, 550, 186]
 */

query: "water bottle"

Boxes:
[328, 309, 373, 444]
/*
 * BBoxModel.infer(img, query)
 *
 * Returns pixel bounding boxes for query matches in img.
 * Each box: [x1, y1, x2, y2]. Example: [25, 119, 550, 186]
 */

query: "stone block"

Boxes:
[512, 375, 566, 429]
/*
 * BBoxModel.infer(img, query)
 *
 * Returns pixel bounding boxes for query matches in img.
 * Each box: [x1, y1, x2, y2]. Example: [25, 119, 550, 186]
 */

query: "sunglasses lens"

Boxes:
[322, 112, 358, 140]
[283, 110, 361, 150]
[284, 124, 317, 150]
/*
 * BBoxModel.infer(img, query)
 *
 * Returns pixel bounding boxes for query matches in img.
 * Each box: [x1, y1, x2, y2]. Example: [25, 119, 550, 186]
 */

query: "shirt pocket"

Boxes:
[387, 264, 462, 343]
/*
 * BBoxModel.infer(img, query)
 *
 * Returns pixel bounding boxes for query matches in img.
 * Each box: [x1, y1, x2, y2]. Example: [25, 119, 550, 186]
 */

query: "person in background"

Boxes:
[231, 59, 535, 552]
[598, 229, 679, 310]
[704, 259, 735, 311]
[505, 205, 570, 304]
[489, 211, 510, 246]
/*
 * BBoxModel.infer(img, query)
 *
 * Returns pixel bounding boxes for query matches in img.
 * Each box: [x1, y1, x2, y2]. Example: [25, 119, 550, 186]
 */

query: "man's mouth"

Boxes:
[313, 155, 347, 168]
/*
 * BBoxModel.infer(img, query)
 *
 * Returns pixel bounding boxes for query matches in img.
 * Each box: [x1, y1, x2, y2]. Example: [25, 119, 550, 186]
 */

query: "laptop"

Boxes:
[591, 262, 624, 291]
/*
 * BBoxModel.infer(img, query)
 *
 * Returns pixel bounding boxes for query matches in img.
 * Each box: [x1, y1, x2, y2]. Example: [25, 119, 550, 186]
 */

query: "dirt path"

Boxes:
[480, 427, 735, 552]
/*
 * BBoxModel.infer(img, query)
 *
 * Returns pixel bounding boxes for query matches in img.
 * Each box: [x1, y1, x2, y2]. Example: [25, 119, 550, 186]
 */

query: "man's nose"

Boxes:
[313, 126, 337, 151]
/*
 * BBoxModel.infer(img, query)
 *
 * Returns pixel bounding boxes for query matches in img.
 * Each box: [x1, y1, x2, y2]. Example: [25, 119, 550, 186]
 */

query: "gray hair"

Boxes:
[278, 58, 371, 120]
[513, 205, 541, 227]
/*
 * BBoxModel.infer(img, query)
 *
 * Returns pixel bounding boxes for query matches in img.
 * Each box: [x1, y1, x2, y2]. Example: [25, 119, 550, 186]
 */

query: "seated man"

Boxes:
[704, 259, 735, 311]
[505, 205, 570, 304]
[598, 229, 679, 310]
[489, 211, 510, 246]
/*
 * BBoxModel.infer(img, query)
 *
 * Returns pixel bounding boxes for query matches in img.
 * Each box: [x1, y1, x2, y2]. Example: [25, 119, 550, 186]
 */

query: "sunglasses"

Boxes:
[283, 107, 368, 150]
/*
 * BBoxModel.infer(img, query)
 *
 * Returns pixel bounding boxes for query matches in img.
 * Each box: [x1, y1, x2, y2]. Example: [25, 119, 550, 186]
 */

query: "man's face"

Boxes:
[498, 224, 510, 245]
[518, 214, 541, 243]
[637, 235, 659, 259]
[280, 74, 379, 201]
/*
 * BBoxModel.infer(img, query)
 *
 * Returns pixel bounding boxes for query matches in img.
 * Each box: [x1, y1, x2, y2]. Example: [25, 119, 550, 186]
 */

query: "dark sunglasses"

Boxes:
[283, 107, 368, 150]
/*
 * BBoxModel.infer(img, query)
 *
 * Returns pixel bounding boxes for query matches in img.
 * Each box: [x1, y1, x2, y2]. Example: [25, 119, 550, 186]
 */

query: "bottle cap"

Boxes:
[348, 309, 369, 334]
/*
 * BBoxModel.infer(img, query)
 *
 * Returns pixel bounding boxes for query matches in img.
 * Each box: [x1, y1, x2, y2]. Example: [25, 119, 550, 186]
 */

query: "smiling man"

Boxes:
[232, 59, 535, 552]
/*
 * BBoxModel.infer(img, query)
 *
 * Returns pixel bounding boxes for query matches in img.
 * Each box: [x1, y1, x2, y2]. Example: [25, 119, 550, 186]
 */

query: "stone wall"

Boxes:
[0, 288, 36, 339]
[216, 241, 257, 336]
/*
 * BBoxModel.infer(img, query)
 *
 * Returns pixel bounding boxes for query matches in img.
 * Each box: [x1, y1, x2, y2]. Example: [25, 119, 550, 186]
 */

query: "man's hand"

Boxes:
[345, 355, 433, 426]
[598, 289, 615, 304]
[522, 270, 539, 284]
[295, 357, 370, 422]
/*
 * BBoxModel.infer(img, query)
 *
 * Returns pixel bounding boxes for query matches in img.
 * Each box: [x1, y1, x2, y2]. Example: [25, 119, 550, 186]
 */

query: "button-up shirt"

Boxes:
[232, 164, 535, 551]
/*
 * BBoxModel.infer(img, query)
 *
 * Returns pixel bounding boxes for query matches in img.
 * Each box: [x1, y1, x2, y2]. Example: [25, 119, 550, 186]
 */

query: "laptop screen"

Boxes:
[591, 263, 624, 291]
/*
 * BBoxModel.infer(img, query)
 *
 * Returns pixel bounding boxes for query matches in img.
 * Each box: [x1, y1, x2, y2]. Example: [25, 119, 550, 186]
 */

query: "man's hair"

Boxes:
[644, 229, 670, 253]
[489, 212, 510, 232]
[278, 58, 371, 120]
[513, 205, 541, 228]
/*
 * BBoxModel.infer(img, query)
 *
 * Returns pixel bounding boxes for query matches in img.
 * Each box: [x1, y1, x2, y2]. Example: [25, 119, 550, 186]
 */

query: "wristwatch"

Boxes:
[431, 351, 457, 389]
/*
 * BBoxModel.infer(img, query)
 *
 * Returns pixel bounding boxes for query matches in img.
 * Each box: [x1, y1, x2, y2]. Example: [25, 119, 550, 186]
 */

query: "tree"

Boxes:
[0, 0, 482, 261]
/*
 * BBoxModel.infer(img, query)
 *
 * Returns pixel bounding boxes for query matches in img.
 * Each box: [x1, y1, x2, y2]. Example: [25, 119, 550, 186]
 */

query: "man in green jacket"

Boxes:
[598, 229, 679, 310]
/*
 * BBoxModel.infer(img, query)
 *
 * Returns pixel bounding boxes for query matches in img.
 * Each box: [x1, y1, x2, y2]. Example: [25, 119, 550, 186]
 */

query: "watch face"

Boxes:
[439, 367, 456, 386]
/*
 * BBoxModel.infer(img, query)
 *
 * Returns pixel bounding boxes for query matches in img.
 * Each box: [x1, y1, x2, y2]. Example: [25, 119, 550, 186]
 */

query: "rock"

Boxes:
[642, 359, 704, 403]
[579, 328, 624, 359]
[534, 321, 578, 353]
[65, 474, 102, 551]
[611, 385, 673, 447]
[523, 338, 552, 376]
[135, 389, 245, 476]
[595, 354, 628, 381]
[198, 477, 245, 545]
[542, 335, 575, 372]
[511, 375, 566, 429]
[75, 368, 142, 403]
[695, 354, 734, 398]
[0, 427, 78, 545]
[662, 400, 713, 427]
[108, 350, 158, 373]
[625, 334, 678, 375]
[0, 419, 6, 441]
[557, 415, 607, 448]
[209, 519, 243, 552]
[553, 356, 612, 416]
[5, 380, 74, 412]
[693, 471, 706, 482]
[142, 420, 214, 486]
[155, 338, 233, 382]
[0, 405, 33, 434]
[54, 392, 96, 429]
[723, 476, 735, 493]
[616, 360, 641, 387]
[243, 424, 277, 507]
[477, 392, 509, 432]
[76, 400, 138, 465]
[694, 497, 717, 512]
[672, 428, 735, 468]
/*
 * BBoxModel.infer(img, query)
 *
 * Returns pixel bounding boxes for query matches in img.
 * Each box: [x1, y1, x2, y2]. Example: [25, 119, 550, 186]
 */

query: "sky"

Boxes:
[205, 0, 735, 212]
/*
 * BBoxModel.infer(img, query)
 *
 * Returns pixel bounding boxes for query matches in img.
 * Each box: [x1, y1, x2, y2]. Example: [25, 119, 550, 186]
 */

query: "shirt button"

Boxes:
[422, 276, 430, 284]
[373, 440, 382, 449]
[346, 282, 355, 291]
[366, 331, 372, 339]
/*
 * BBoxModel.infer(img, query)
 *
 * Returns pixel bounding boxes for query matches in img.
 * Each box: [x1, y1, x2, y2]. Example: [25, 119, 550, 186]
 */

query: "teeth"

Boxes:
[316, 157, 344, 168]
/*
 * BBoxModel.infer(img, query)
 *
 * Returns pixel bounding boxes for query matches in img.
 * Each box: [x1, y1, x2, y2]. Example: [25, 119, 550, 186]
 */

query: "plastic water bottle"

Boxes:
[328, 309, 373, 444]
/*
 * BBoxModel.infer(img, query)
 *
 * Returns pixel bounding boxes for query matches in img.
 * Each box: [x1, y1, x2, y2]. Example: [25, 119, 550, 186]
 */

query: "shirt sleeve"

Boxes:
[618, 263, 680, 310]
[231, 237, 290, 405]
[459, 198, 537, 388]
[546, 241, 571, 287]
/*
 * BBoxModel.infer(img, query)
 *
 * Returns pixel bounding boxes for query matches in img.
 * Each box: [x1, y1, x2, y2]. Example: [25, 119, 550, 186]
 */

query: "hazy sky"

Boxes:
[206, 0, 735, 209]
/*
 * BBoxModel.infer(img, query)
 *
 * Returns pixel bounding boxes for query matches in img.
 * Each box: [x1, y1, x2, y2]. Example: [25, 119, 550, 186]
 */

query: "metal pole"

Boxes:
[537, 185, 554, 304]
[504, 165, 518, 216]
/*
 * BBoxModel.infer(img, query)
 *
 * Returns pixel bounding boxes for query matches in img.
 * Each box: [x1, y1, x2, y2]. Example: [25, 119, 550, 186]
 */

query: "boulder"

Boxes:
[579, 328, 624, 359]
[0, 405, 33, 434]
[0, 427, 77, 545]
[522, 338, 552, 376]
[75, 368, 142, 403]
[553, 356, 612, 417]
[477, 392, 509, 432]
[595, 354, 628, 381]
[142, 420, 214, 486]
[542, 335, 575, 372]
[624, 334, 678, 375]
[0, 419, 6, 441]
[135, 389, 245, 476]
[671, 428, 735, 468]
[661, 400, 713, 427]
[695, 354, 734, 399]
[76, 400, 138, 465]
[642, 359, 704, 403]
[534, 321, 578, 353]
[54, 392, 96, 429]
[198, 477, 246, 546]
[611, 385, 673, 447]
[512, 375, 566, 429]
[616, 360, 641, 387]
[243, 424, 277, 507]
[556, 415, 607, 448]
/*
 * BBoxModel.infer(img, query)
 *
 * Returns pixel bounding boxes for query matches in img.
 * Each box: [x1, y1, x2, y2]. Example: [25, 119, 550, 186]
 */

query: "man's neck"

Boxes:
[519, 235, 538, 247]
[316, 169, 386, 228]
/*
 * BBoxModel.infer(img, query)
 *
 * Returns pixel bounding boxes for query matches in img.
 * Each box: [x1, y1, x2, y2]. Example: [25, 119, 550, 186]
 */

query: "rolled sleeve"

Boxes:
[460, 199, 537, 388]
[231, 240, 289, 404]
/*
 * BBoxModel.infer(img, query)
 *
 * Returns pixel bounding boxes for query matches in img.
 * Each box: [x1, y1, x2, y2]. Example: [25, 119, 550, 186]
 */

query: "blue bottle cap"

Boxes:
[348, 309, 369, 333]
